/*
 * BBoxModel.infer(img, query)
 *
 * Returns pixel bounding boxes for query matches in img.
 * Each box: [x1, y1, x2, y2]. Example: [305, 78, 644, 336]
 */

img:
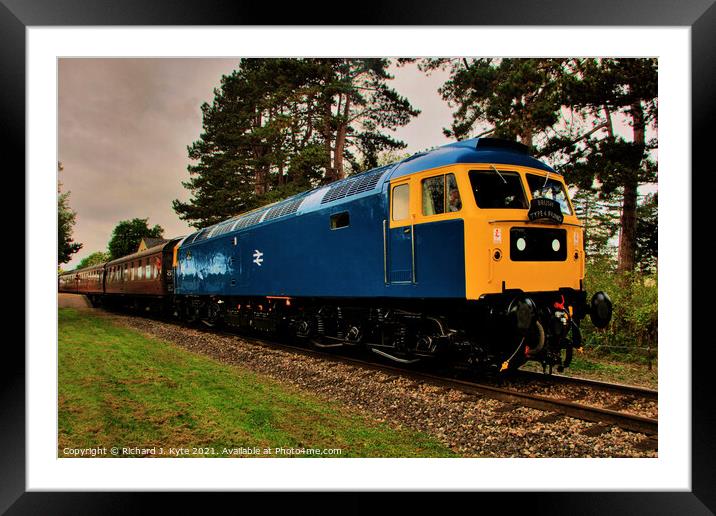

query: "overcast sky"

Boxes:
[58, 58, 454, 268]
[58, 58, 654, 269]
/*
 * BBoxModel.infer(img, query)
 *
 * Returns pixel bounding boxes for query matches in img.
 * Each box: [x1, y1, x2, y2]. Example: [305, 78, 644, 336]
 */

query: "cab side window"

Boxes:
[421, 176, 444, 215]
[392, 184, 410, 221]
[446, 174, 462, 212]
[421, 173, 461, 215]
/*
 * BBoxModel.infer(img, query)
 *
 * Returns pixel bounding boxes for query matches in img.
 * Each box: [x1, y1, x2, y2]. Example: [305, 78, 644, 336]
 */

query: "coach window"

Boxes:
[392, 184, 410, 221]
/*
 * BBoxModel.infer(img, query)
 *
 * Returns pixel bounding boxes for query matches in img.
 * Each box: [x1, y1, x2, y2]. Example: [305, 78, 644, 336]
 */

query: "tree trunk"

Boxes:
[617, 179, 638, 273]
[333, 96, 351, 180]
[616, 101, 644, 274]
[520, 128, 533, 150]
[253, 111, 266, 196]
[322, 100, 335, 183]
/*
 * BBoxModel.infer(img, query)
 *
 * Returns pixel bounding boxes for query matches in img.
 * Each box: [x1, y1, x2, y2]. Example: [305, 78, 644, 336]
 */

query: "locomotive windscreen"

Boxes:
[526, 174, 573, 215]
[469, 170, 528, 209]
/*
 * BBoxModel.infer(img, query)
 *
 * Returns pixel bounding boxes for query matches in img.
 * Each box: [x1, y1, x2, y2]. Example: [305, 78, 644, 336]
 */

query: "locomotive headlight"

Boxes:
[516, 237, 526, 251]
[552, 239, 561, 252]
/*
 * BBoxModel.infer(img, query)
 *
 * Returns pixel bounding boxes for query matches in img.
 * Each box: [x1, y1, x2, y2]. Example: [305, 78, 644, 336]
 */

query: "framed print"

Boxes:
[5, 0, 711, 513]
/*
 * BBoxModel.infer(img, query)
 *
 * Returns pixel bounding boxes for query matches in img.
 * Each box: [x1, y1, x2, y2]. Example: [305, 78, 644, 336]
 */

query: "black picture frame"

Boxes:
[6, 1, 710, 513]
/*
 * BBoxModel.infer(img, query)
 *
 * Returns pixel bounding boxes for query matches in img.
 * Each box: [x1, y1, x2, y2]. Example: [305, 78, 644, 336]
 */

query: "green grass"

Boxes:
[58, 308, 456, 458]
[568, 356, 624, 374]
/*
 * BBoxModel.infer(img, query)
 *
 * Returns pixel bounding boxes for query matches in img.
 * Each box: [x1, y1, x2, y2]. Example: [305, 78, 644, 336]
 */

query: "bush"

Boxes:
[580, 259, 658, 364]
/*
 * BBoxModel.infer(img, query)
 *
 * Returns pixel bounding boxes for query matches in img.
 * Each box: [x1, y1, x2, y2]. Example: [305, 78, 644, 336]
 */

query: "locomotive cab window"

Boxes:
[526, 173, 573, 215]
[330, 211, 350, 230]
[391, 184, 410, 221]
[469, 169, 528, 209]
[422, 173, 461, 215]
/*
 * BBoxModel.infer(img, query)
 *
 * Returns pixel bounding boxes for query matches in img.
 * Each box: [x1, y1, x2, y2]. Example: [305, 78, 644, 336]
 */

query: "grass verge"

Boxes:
[58, 308, 456, 458]
[521, 350, 657, 389]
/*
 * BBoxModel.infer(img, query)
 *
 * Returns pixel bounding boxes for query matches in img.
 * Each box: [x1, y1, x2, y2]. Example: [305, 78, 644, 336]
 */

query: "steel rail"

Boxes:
[514, 370, 658, 400]
[192, 325, 658, 436]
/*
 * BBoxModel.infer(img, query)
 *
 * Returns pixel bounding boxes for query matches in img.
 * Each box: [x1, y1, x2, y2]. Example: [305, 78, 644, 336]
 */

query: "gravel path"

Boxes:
[95, 310, 658, 458]
[58, 293, 92, 309]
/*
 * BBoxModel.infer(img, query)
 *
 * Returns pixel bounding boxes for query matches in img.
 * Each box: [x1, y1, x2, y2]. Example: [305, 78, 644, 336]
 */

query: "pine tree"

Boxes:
[635, 192, 658, 273]
[174, 58, 419, 229]
[421, 58, 657, 273]
[559, 58, 657, 273]
[418, 58, 567, 149]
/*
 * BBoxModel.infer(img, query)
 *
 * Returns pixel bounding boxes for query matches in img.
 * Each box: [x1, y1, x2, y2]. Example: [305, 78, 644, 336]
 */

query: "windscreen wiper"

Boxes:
[490, 164, 507, 184]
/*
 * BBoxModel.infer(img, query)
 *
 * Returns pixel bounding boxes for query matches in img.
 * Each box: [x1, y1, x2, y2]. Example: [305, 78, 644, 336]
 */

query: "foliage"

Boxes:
[635, 192, 658, 273]
[418, 58, 567, 147]
[346, 149, 412, 176]
[572, 188, 657, 271]
[581, 259, 658, 363]
[419, 57, 658, 273]
[107, 218, 164, 260]
[174, 58, 419, 229]
[58, 180, 82, 265]
[75, 251, 110, 270]
[571, 188, 621, 262]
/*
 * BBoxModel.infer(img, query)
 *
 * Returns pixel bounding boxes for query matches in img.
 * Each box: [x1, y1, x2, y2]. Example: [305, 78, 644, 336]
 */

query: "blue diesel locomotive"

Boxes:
[170, 138, 613, 373]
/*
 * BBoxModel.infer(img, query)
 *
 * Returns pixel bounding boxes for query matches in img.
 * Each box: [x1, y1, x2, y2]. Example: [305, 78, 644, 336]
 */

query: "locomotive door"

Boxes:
[387, 180, 415, 284]
[230, 235, 246, 288]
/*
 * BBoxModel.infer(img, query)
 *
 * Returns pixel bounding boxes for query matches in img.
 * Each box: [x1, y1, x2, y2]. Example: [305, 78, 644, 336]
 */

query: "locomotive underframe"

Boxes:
[168, 288, 589, 373]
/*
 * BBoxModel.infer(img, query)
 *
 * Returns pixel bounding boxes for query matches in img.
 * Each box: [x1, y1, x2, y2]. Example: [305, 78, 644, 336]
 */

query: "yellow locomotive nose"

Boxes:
[468, 221, 583, 298]
[458, 164, 583, 300]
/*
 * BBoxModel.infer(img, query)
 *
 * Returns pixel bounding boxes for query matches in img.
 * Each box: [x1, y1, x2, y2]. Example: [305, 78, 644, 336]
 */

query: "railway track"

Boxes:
[185, 322, 658, 437]
[513, 369, 658, 399]
[70, 295, 656, 439]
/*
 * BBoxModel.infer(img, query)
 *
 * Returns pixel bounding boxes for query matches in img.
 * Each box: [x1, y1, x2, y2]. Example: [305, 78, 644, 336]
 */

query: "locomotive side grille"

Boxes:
[191, 227, 212, 243]
[212, 220, 236, 237]
[233, 210, 266, 231]
[183, 165, 387, 246]
[320, 165, 389, 204]
[264, 197, 305, 222]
